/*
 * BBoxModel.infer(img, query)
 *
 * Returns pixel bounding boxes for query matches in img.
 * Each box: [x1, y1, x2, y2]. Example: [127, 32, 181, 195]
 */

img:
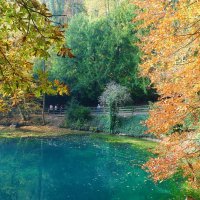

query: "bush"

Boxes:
[90, 114, 152, 137]
[67, 104, 91, 122]
[90, 115, 110, 132]
[65, 100, 91, 129]
[117, 115, 148, 137]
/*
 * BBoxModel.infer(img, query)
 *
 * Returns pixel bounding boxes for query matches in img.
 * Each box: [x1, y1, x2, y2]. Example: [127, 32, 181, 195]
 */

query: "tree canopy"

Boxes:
[0, 0, 70, 110]
[135, 0, 200, 189]
[49, 1, 154, 105]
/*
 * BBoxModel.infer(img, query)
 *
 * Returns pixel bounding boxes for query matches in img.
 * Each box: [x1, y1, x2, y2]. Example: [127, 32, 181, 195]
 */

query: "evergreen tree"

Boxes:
[50, 2, 153, 105]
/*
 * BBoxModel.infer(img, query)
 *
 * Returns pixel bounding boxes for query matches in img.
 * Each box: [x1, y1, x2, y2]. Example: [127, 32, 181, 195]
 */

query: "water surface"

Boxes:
[0, 134, 181, 200]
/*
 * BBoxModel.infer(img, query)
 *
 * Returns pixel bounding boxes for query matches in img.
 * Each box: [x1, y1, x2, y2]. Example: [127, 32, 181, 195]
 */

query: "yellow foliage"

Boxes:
[0, 0, 68, 108]
[135, 0, 200, 188]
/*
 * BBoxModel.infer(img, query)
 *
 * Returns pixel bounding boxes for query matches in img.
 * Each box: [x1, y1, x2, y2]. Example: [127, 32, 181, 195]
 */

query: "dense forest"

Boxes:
[36, 0, 156, 106]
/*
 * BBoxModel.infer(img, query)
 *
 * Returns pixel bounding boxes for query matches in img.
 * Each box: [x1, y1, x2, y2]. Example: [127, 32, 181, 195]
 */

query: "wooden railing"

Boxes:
[43, 105, 149, 116]
[1, 105, 149, 118]
[88, 105, 149, 115]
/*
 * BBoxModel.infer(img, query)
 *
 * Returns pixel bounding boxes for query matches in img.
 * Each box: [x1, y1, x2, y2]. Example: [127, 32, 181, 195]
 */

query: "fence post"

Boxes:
[132, 106, 134, 114]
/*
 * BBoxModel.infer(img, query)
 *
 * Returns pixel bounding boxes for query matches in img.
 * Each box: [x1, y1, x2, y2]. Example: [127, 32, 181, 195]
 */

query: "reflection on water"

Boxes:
[0, 134, 181, 200]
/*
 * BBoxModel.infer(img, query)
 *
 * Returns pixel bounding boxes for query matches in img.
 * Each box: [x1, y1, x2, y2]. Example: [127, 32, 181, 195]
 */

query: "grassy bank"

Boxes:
[0, 125, 82, 138]
[0, 125, 157, 151]
[92, 133, 157, 151]
[85, 114, 151, 137]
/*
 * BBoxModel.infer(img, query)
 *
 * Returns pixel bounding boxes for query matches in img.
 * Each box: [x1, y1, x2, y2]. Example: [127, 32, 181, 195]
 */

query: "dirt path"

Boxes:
[45, 114, 65, 127]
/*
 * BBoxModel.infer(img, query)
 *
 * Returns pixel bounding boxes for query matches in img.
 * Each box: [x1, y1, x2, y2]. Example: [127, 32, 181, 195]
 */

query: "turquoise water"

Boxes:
[0, 134, 181, 200]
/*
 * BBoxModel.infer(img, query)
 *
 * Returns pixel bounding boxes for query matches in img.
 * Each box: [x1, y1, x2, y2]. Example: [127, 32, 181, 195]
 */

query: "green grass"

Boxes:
[92, 133, 157, 151]
[181, 183, 200, 200]
[90, 114, 151, 137]
[0, 126, 85, 138]
[0, 126, 157, 151]
[118, 114, 148, 136]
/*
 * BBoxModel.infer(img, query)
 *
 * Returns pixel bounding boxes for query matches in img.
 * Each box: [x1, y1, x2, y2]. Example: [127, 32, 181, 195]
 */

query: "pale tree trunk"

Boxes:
[42, 94, 46, 125]
[106, 0, 110, 14]
[18, 106, 26, 121]
[42, 60, 46, 125]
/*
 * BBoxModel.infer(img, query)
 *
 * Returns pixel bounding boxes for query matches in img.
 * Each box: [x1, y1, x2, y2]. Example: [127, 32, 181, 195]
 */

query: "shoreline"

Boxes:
[0, 125, 159, 141]
[0, 125, 158, 151]
[0, 125, 84, 138]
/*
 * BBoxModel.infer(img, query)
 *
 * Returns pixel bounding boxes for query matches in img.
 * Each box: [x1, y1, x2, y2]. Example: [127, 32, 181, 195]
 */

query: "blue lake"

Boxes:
[0, 134, 182, 200]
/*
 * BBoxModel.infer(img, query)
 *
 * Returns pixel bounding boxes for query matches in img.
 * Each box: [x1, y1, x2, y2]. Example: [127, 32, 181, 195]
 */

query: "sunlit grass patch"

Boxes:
[0, 126, 157, 151]
[92, 133, 157, 150]
[0, 126, 83, 138]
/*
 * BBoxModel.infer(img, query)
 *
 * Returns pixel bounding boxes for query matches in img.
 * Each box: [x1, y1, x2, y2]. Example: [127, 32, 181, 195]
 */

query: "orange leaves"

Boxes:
[34, 69, 69, 97]
[54, 79, 60, 86]
[57, 47, 75, 58]
[134, 0, 200, 188]
[144, 132, 199, 186]
[54, 79, 70, 96]
[146, 97, 189, 135]
[143, 157, 178, 182]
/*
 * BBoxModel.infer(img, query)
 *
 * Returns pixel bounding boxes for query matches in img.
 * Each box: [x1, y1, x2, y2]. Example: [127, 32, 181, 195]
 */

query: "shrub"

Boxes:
[90, 114, 151, 137]
[65, 100, 91, 128]
[117, 115, 148, 137]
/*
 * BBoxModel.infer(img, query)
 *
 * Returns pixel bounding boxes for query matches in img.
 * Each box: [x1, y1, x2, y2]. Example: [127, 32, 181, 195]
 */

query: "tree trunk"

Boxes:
[42, 94, 46, 125]
[42, 60, 46, 125]
[185, 197, 195, 200]
[109, 103, 117, 134]
[18, 106, 26, 121]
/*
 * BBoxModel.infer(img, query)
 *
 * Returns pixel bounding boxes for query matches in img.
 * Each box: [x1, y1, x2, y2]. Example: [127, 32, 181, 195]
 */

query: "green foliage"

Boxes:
[92, 133, 157, 151]
[65, 100, 91, 129]
[117, 115, 148, 137]
[90, 115, 110, 132]
[90, 114, 149, 137]
[182, 185, 200, 200]
[49, 2, 152, 104]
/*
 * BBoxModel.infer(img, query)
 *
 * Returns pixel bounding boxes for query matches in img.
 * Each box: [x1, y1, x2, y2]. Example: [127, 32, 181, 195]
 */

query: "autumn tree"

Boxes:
[0, 0, 70, 112]
[99, 82, 131, 134]
[134, 0, 200, 190]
